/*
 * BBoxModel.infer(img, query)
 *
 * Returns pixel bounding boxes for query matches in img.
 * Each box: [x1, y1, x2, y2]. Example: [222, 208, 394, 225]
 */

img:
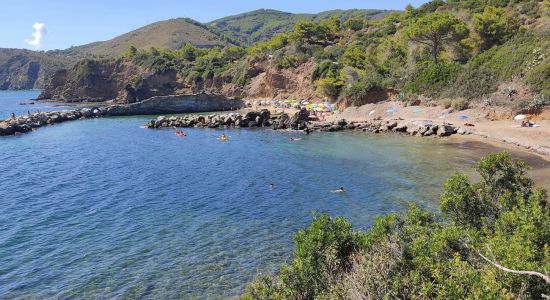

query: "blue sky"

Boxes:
[1, 0, 428, 51]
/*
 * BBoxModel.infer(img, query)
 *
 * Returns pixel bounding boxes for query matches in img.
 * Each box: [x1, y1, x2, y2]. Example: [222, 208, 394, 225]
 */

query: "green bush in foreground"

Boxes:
[242, 152, 550, 299]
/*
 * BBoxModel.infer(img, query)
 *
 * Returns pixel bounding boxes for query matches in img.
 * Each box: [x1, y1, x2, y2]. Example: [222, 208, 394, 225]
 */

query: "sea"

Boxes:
[0, 90, 547, 298]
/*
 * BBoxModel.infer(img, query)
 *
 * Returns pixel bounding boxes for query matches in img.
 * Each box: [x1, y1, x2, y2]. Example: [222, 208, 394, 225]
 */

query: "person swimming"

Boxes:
[332, 187, 345, 193]
[290, 137, 303, 142]
[175, 130, 187, 137]
[220, 133, 228, 141]
[270, 183, 275, 190]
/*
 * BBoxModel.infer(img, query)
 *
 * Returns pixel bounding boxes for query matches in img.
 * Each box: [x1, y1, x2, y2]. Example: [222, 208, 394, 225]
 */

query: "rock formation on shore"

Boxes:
[145, 108, 467, 138]
[0, 94, 243, 136]
[0, 108, 103, 136]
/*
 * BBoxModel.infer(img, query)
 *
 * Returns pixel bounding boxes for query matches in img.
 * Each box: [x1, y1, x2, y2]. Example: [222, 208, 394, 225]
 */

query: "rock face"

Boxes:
[0, 49, 77, 90]
[103, 94, 244, 116]
[37, 56, 324, 105]
[38, 59, 146, 102]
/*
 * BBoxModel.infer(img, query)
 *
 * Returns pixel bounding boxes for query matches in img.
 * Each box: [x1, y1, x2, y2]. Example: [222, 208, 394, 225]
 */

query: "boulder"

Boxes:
[437, 125, 456, 137]
[0, 122, 15, 135]
[288, 108, 310, 129]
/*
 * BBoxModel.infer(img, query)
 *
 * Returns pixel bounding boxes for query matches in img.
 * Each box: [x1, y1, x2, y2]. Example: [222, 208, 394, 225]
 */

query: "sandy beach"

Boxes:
[320, 102, 550, 160]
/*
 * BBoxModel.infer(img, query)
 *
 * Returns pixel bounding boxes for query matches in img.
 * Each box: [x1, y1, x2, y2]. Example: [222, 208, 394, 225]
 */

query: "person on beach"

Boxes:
[11, 112, 16, 119]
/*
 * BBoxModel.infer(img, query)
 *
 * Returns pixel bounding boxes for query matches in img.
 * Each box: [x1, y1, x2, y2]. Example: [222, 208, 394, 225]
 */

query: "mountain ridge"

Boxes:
[0, 8, 393, 90]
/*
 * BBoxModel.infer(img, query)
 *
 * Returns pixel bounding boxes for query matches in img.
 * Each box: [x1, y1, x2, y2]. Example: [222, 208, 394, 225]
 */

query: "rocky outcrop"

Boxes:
[1, 94, 243, 136]
[103, 94, 244, 116]
[38, 59, 146, 102]
[146, 108, 310, 130]
[145, 111, 467, 139]
[0, 48, 78, 90]
[242, 60, 319, 100]
[38, 54, 322, 104]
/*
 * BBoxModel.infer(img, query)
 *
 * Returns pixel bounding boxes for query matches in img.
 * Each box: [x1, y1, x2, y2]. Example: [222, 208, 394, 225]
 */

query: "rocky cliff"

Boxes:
[39, 57, 322, 103]
[0, 49, 77, 90]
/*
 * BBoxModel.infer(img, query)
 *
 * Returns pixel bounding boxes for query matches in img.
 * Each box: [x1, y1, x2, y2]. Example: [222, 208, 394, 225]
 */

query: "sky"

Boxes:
[1, 0, 429, 51]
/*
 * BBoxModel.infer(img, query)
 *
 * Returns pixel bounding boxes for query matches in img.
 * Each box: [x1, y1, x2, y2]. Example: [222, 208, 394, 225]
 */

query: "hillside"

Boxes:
[0, 18, 229, 90]
[73, 18, 229, 57]
[41, 0, 550, 117]
[207, 9, 392, 45]
[0, 9, 394, 91]
[0, 48, 79, 90]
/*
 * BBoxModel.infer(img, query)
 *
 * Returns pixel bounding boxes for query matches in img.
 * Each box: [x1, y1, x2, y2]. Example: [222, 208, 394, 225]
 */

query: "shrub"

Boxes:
[339, 71, 384, 106]
[514, 94, 550, 113]
[312, 60, 341, 81]
[404, 61, 461, 96]
[316, 77, 343, 99]
[243, 153, 550, 299]
[441, 98, 453, 109]
[472, 6, 520, 50]
[243, 213, 365, 299]
[524, 57, 550, 96]
[452, 98, 470, 110]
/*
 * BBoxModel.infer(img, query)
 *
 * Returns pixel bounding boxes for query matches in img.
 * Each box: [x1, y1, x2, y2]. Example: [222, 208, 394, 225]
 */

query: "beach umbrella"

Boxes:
[514, 114, 527, 121]
[458, 115, 468, 121]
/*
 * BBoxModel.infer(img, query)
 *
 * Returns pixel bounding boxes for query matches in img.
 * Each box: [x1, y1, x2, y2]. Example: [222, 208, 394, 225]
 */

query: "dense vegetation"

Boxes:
[116, 0, 549, 111]
[242, 152, 550, 299]
[207, 9, 392, 46]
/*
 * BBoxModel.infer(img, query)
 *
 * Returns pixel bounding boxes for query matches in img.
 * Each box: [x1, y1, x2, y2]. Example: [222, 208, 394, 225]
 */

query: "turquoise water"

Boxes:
[0, 91, 546, 298]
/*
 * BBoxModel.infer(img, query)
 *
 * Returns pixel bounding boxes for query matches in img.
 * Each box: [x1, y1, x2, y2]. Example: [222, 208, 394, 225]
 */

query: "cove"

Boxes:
[0, 91, 548, 298]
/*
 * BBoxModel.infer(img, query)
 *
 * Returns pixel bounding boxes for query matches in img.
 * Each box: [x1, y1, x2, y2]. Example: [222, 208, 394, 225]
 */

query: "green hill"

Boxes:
[74, 18, 229, 57]
[207, 9, 392, 45]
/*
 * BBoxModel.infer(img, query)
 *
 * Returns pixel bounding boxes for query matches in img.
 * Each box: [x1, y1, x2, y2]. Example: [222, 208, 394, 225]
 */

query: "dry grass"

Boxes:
[82, 18, 228, 57]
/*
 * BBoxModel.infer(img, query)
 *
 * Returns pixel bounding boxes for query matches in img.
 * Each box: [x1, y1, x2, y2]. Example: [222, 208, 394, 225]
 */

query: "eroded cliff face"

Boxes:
[0, 55, 41, 90]
[39, 59, 144, 102]
[39, 57, 322, 103]
[0, 49, 79, 91]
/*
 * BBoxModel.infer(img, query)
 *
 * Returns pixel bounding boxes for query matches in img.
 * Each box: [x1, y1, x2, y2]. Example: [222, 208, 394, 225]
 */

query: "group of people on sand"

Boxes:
[521, 120, 536, 128]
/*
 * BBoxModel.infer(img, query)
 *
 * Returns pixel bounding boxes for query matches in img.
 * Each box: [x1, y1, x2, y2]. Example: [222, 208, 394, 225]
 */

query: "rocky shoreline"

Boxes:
[145, 108, 468, 137]
[1, 93, 243, 136]
[0, 108, 104, 136]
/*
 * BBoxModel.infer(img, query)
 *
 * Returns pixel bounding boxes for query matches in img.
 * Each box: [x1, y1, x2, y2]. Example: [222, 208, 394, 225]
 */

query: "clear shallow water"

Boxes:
[0, 92, 548, 298]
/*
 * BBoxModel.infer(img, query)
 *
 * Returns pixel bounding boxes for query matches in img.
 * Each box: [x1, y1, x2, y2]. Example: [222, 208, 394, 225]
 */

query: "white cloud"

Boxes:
[24, 22, 47, 48]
